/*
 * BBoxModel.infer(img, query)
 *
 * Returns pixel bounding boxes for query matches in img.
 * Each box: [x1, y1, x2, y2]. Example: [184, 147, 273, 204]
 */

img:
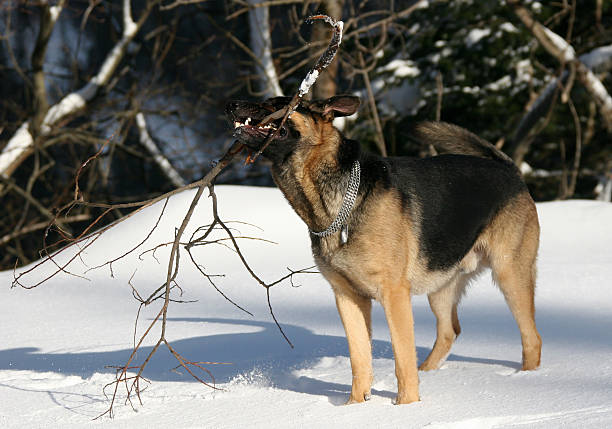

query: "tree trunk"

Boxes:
[248, 0, 283, 97]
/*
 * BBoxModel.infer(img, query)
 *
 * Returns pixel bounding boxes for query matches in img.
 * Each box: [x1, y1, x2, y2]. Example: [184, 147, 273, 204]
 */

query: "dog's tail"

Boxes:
[414, 121, 515, 166]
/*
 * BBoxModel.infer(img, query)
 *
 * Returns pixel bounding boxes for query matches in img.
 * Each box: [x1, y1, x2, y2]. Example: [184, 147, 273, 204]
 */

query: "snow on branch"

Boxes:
[135, 113, 186, 188]
[249, 15, 344, 161]
[0, 0, 154, 183]
[581, 45, 612, 72]
[299, 15, 343, 96]
[509, 0, 612, 130]
[43, 0, 140, 128]
[576, 64, 612, 129]
[511, 44, 612, 153]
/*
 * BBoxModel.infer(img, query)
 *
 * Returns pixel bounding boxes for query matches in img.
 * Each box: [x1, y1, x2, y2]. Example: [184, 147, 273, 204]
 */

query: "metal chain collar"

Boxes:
[309, 160, 361, 241]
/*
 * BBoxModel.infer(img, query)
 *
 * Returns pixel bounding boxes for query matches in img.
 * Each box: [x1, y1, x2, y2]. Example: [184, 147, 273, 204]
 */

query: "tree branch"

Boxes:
[0, 0, 160, 188]
[135, 112, 187, 188]
[508, 0, 612, 130]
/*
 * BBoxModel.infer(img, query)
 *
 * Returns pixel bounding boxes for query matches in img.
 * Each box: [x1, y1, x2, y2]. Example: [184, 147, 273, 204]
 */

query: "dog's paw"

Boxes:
[418, 361, 441, 371]
[393, 393, 420, 405]
[345, 391, 372, 405]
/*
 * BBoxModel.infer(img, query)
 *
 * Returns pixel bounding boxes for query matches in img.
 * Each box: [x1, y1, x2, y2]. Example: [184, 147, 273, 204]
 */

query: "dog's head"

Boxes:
[225, 95, 360, 164]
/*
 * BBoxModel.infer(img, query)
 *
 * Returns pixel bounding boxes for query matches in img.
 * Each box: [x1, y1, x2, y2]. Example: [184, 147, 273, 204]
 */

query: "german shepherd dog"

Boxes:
[226, 95, 541, 405]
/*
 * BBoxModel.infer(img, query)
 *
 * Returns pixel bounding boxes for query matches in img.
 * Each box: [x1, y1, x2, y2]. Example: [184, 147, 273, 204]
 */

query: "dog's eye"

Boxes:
[279, 127, 288, 137]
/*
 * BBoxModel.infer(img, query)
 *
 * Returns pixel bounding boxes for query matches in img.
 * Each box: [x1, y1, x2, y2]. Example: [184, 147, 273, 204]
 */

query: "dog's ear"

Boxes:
[309, 95, 360, 119]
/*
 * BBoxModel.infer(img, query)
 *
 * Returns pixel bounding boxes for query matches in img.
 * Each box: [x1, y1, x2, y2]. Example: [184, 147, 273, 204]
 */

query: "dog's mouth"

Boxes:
[232, 116, 280, 138]
[227, 105, 290, 150]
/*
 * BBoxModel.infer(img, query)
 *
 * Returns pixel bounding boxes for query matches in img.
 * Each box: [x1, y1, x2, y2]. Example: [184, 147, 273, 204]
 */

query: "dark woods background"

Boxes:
[1, 0, 611, 269]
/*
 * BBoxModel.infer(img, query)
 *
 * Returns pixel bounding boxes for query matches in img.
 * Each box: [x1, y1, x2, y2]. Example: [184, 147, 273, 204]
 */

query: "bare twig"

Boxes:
[85, 198, 170, 276]
[435, 71, 443, 122]
[0, 214, 90, 247]
[357, 50, 387, 156]
[160, 0, 210, 11]
[226, 0, 305, 20]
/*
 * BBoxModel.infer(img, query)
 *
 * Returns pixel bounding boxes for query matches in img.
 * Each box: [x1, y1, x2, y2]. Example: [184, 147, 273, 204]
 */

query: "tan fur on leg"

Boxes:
[328, 272, 373, 403]
[486, 193, 542, 370]
[381, 284, 420, 404]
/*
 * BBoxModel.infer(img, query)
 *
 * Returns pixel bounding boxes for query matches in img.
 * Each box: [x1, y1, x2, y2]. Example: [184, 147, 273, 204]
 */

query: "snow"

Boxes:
[541, 26, 575, 63]
[581, 66, 612, 113]
[581, 44, 612, 71]
[336, 21, 344, 45]
[515, 59, 532, 83]
[380, 59, 421, 79]
[1, 185, 612, 427]
[298, 69, 319, 96]
[42, 88, 91, 131]
[499, 22, 519, 34]
[465, 28, 491, 48]
[0, 123, 32, 177]
[122, 0, 137, 38]
[531, 2, 543, 14]
[49, 5, 63, 23]
[415, 0, 429, 10]
[484, 75, 512, 92]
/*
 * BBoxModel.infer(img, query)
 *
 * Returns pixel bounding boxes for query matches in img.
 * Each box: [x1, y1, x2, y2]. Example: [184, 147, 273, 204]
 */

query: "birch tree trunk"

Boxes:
[248, 0, 283, 97]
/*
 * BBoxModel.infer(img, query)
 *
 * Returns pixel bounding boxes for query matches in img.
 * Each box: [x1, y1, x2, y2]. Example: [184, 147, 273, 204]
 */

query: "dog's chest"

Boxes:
[312, 239, 387, 299]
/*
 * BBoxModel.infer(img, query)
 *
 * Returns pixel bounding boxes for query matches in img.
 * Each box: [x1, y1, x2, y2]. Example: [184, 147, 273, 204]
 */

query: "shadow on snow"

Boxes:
[0, 317, 522, 403]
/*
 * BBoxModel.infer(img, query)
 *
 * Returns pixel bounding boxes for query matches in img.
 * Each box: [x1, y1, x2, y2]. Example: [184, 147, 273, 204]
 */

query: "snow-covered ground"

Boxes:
[1, 185, 611, 428]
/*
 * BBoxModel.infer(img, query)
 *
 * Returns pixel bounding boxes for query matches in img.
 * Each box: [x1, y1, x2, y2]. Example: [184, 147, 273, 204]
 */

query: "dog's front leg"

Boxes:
[381, 284, 420, 405]
[333, 285, 373, 404]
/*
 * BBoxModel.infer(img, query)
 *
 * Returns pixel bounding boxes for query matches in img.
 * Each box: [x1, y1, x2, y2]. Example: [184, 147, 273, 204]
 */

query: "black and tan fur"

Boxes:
[226, 95, 542, 405]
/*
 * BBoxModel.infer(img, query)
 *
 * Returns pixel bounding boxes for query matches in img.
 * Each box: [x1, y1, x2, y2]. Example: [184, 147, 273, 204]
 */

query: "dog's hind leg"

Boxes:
[489, 197, 542, 370]
[419, 275, 467, 371]
[493, 260, 541, 370]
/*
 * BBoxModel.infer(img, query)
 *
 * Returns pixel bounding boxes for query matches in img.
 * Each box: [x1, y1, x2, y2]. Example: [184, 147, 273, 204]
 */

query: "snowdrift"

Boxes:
[1, 185, 611, 428]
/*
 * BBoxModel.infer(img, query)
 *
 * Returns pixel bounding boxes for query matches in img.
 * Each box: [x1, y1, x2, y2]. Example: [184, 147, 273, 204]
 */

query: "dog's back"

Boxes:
[371, 122, 525, 272]
[382, 154, 525, 272]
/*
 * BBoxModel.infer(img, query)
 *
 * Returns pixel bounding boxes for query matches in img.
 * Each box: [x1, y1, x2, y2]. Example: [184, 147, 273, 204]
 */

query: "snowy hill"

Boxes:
[1, 185, 611, 428]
